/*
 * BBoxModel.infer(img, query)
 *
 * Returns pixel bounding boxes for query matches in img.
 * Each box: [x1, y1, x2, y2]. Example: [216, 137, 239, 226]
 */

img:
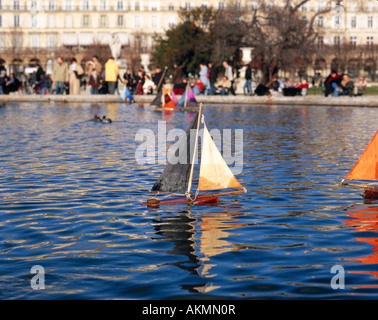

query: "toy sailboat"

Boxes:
[176, 83, 199, 111]
[142, 104, 246, 207]
[151, 85, 176, 112]
[341, 130, 378, 199]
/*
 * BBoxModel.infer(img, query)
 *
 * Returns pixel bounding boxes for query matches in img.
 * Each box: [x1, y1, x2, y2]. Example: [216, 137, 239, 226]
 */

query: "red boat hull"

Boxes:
[142, 194, 219, 208]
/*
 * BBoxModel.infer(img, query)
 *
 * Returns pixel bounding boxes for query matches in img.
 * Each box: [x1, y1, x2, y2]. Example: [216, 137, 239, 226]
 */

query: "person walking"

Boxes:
[243, 63, 253, 96]
[105, 56, 119, 94]
[52, 56, 69, 95]
[223, 61, 236, 95]
[68, 58, 84, 95]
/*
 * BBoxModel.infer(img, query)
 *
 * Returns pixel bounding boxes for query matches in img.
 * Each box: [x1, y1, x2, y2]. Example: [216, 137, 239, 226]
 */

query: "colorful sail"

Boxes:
[150, 87, 162, 107]
[198, 122, 244, 191]
[151, 112, 199, 193]
[177, 85, 199, 108]
[171, 90, 179, 104]
[163, 86, 176, 110]
[345, 131, 378, 181]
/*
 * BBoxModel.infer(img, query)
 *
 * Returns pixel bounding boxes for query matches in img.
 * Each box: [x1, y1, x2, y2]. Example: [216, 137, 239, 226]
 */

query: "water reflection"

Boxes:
[151, 205, 245, 293]
[345, 204, 378, 281]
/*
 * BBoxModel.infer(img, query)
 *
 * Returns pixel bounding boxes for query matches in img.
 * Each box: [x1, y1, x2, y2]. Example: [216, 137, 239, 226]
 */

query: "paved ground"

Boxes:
[1, 93, 378, 107]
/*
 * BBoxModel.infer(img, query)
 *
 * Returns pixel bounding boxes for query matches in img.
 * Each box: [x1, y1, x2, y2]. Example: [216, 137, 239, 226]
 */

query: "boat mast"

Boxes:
[184, 83, 189, 109]
[186, 103, 203, 199]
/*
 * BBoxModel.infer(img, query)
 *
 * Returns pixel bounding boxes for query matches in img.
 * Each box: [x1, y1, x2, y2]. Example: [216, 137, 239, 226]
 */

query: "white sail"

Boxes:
[198, 122, 244, 191]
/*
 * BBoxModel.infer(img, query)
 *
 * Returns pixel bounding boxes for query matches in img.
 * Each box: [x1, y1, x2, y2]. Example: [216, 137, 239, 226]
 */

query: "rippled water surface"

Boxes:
[1, 101, 378, 300]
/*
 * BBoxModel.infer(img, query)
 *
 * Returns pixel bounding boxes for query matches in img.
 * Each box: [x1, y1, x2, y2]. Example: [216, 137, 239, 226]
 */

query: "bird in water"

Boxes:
[101, 115, 112, 123]
[92, 114, 112, 123]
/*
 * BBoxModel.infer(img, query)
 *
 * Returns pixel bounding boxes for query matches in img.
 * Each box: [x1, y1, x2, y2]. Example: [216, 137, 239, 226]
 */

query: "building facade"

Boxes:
[0, 0, 377, 78]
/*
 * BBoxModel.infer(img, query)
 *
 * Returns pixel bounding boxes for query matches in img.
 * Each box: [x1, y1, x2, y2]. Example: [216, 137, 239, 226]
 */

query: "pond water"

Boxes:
[0, 101, 378, 300]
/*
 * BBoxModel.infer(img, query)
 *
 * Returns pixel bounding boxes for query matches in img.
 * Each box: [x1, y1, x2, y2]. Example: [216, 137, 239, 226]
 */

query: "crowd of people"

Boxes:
[0, 57, 369, 98]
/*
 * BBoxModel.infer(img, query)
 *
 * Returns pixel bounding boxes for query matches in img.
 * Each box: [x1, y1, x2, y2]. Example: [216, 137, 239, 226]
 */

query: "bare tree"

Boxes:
[240, 0, 336, 84]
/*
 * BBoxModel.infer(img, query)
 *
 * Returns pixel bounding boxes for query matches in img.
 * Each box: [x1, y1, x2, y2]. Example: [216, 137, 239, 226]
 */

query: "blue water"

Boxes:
[1, 102, 378, 300]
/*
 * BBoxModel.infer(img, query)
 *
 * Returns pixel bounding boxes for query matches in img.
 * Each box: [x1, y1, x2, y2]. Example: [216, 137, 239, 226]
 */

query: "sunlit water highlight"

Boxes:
[1, 101, 378, 299]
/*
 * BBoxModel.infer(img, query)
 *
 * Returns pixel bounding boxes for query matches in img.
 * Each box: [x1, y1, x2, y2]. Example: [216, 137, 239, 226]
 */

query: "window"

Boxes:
[134, 16, 140, 28]
[0, 15, 2, 27]
[168, 3, 174, 11]
[350, 2, 357, 12]
[13, 1, 20, 10]
[117, 15, 124, 26]
[117, 1, 123, 10]
[30, 1, 38, 11]
[82, 15, 90, 27]
[333, 36, 341, 45]
[82, 1, 89, 10]
[351, 16, 356, 28]
[367, 2, 373, 12]
[350, 36, 357, 46]
[218, 2, 225, 10]
[317, 16, 324, 28]
[334, 15, 341, 29]
[65, 15, 73, 28]
[48, 1, 56, 11]
[99, 1, 107, 11]
[30, 34, 40, 49]
[367, 17, 373, 28]
[48, 15, 55, 28]
[13, 35, 22, 48]
[14, 15, 20, 27]
[47, 35, 57, 48]
[151, 16, 157, 28]
[99, 15, 107, 27]
[0, 35, 4, 50]
[183, 2, 191, 10]
[300, 2, 309, 12]
[30, 15, 38, 28]
[134, 1, 140, 11]
[65, 1, 72, 10]
[367, 36, 374, 45]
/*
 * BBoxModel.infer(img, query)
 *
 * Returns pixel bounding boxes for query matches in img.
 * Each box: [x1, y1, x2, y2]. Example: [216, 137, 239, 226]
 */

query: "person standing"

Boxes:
[88, 69, 101, 94]
[152, 66, 167, 92]
[52, 56, 69, 95]
[105, 56, 119, 94]
[199, 63, 209, 95]
[223, 61, 235, 95]
[172, 63, 183, 94]
[86, 55, 102, 75]
[68, 58, 84, 95]
[207, 62, 218, 96]
[243, 63, 253, 96]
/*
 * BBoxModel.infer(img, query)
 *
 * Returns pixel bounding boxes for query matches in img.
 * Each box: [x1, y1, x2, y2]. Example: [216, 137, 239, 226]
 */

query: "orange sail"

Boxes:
[345, 130, 378, 181]
[163, 86, 176, 111]
[198, 122, 244, 191]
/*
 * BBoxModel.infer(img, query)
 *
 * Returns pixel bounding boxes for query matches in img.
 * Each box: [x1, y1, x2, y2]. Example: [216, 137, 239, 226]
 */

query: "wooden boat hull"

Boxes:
[363, 187, 378, 199]
[142, 194, 219, 208]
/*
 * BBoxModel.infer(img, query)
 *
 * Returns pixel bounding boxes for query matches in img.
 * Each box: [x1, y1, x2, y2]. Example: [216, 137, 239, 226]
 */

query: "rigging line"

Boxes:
[186, 103, 203, 199]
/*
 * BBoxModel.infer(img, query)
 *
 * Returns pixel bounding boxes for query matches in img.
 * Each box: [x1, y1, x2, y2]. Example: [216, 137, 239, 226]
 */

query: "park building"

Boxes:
[0, 0, 377, 81]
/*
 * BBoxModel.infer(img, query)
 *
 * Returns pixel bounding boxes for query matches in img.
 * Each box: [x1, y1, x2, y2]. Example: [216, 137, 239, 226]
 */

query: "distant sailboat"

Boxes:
[341, 130, 378, 199]
[151, 85, 177, 112]
[142, 103, 246, 207]
[176, 83, 199, 111]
